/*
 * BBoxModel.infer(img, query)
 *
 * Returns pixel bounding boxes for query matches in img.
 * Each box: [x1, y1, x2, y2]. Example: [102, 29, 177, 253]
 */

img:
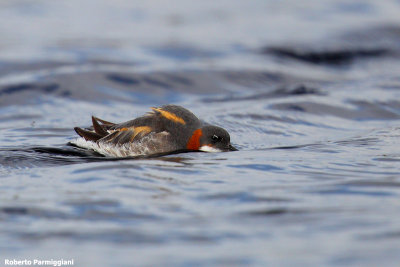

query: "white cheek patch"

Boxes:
[199, 145, 222, 153]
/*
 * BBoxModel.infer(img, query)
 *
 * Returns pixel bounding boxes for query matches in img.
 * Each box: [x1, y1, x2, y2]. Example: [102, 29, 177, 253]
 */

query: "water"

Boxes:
[1, 1, 400, 266]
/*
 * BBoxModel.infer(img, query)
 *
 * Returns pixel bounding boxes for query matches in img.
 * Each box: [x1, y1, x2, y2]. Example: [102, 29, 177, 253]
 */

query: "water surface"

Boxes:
[1, 1, 400, 266]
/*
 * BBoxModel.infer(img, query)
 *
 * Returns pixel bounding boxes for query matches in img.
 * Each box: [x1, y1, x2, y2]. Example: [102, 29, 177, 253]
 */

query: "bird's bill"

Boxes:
[228, 144, 238, 151]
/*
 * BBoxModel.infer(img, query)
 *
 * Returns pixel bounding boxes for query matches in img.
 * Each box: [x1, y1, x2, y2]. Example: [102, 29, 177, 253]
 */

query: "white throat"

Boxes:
[199, 145, 221, 152]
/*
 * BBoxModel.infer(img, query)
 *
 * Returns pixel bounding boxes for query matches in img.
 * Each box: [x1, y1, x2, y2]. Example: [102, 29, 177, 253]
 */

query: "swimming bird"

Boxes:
[73, 105, 237, 157]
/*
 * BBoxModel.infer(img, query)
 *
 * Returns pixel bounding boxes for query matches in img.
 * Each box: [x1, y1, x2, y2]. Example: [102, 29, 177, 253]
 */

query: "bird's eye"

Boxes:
[212, 135, 220, 142]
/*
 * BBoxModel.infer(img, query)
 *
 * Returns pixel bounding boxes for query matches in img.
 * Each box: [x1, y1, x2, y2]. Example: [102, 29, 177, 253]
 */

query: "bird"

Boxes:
[72, 104, 237, 157]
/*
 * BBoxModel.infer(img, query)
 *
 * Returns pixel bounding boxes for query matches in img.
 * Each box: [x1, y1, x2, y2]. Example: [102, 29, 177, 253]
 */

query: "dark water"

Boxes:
[1, 1, 400, 266]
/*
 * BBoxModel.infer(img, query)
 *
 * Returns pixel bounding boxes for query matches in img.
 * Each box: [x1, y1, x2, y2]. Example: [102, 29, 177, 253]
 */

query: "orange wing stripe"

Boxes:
[186, 129, 202, 150]
[152, 108, 186, 125]
[130, 126, 152, 141]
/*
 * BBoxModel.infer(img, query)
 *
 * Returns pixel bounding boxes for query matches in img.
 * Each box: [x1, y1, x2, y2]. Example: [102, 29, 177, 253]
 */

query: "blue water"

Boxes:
[1, 1, 400, 266]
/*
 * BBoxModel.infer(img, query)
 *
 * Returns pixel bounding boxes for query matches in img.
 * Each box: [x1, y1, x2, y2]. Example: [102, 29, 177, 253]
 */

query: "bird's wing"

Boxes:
[74, 116, 116, 142]
[98, 125, 153, 145]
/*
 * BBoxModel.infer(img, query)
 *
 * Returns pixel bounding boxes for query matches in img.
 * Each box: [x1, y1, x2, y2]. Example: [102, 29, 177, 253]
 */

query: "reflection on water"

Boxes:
[1, 0, 400, 266]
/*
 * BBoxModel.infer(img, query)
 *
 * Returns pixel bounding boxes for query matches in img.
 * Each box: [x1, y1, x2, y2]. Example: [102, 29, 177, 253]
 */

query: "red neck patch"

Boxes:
[186, 129, 203, 150]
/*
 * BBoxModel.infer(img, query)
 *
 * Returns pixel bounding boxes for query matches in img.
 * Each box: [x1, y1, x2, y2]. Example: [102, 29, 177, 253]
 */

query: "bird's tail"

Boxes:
[74, 116, 115, 142]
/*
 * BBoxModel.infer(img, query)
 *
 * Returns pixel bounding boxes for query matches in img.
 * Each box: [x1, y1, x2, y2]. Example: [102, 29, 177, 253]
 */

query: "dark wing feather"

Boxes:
[92, 116, 114, 126]
[97, 126, 153, 145]
[92, 116, 108, 136]
[74, 127, 103, 141]
[75, 116, 116, 141]
[111, 130, 137, 145]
